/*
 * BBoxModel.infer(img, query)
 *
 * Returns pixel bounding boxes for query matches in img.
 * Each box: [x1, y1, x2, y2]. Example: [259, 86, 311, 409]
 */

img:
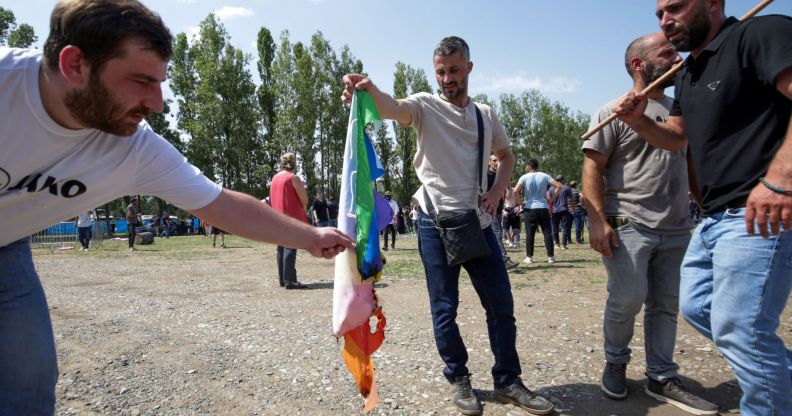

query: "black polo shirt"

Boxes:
[671, 15, 792, 215]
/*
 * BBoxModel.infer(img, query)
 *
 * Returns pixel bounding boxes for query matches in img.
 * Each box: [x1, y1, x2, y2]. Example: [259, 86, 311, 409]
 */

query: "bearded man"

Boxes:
[583, 32, 717, 415]
[0, 1, 353, 414]
[614, 1, 792, 414]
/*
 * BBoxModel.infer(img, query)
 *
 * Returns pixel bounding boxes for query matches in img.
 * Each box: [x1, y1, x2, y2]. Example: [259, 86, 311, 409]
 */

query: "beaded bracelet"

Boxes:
[759, 177, 792, 196]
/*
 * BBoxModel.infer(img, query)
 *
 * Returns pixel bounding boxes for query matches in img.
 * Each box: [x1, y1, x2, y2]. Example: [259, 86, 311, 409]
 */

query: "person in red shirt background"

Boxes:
[268, 153, 310, 289]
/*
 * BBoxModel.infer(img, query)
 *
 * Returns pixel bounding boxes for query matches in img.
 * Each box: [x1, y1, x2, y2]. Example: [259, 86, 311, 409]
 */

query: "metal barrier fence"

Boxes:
[30, 221, 109, 252]
[91, 221, 105, 248]
[31, 221, 78, 253]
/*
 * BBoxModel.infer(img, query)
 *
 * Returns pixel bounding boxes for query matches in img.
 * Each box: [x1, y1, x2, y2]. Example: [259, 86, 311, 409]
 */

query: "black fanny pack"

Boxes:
[433, 209, 491, 266]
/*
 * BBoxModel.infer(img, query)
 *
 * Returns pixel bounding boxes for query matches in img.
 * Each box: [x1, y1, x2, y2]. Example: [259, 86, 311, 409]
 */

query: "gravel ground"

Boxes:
[32, 235, 792, 416]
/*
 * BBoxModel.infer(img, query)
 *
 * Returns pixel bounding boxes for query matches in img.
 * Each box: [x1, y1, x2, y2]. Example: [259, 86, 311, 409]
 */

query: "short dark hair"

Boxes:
[526, 159, 539, 170]
[434, 36, 470, 61]
[624, 34, 651, 77]
[44, 0, 173, 73]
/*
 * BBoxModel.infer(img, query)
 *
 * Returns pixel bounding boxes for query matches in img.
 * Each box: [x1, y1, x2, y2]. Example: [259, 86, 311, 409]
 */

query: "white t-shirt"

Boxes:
[387, 199, 399, 223]
[0, 48, 222, 247]
[402, 93, 510, 227]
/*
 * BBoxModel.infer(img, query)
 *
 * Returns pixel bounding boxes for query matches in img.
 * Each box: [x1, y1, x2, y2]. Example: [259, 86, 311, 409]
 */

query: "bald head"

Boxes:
[623, 32, 679, 90]
[624, 32, 664, 77]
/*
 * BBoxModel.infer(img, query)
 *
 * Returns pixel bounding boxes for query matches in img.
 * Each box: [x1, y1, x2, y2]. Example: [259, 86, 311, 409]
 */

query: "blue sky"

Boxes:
[7, 0, 787, 116]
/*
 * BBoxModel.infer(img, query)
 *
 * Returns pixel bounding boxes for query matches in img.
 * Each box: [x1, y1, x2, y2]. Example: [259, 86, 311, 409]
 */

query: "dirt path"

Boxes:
[33, 235, 790, 415]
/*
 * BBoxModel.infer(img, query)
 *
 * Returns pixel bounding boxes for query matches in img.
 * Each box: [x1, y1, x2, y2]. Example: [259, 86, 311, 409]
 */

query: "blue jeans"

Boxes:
[317, 220, 329, 227]
[680, 208, 792, 416]
[0, 239, 58, 415]
[492, 211, 507, 258]
[602, 225, 690, 381]
[276, 246, 298, 286]
[573, 210, 585, 242]
[416, 212, 521, 387]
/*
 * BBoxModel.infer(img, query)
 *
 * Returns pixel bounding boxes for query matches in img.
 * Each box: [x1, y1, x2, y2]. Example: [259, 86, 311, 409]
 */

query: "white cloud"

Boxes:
[214, 6, 254, 21]
[475, 71, 579, 95]
[185, 26, 201, 43]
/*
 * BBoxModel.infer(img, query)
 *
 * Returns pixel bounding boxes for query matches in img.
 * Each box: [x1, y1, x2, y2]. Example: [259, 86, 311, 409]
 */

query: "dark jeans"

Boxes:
[127, 222, 138, 248]
[522, 208, 554, 258]
[416, 211, 521, 387]
[552, 210, 573, 247]
[276, 246, 298, 286]
[78, 226, 92, 249]
[383, 224, 396, 248]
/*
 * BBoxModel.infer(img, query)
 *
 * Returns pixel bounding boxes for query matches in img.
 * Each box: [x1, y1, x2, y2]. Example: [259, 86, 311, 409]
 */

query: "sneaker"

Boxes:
[449, 375, 482, 415]
[504, 257, 519, 270]
[212, 243, 216, 248]
[494, 378, 554, 415]
[562, 245, 569, 250]
[554, 244, 560, 249]
[645, 377, 719, 415]
[547, 257, 556, 264]
[523, 256, 533, 264]
[285, 282, 308, 289]
[221, 244, 227, 248]
[508, 242, 515, 248]
[601, 362, 627, 400]
[391, 244, 395, 250]
[128, 247, 135, 252]
[382, 246, 388, 251]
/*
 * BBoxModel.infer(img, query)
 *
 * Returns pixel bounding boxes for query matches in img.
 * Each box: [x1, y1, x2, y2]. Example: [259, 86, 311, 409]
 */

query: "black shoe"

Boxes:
[645, 377, 719, 415]
[285, 282, 308, 289]
[391, 244, 395, 250]
[449, 375, 482, 415]
[601, 362, 628, 400]
[382, 246, 388, 251]
[494, 378, 554, 415]
[504, 257, 519, 270]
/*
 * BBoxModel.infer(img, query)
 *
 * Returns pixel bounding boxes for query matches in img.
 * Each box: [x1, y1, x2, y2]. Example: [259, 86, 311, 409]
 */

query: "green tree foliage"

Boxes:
[7, 23, 37, 48]
[255, 27, 279, 186]
[169, 14, 264, 197]
[0, 7, 15, 45]
[1, 7, 37, 48]
[497, 90, 588, 183]
[391, 63, 431, 206]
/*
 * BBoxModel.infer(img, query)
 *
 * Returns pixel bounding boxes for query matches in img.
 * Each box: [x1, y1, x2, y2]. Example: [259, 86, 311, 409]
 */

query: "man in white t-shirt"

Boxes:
[0, 1, 353, 414]
[382, 191, 399, 250]
[75, 209, 94, 250]
[342, 36, 553, 416]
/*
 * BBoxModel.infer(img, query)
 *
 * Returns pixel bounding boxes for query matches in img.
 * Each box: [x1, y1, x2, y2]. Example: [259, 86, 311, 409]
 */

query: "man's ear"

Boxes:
[467, 60, 474, 73]
[59, 45, 90, 87]
[630, 57, 644, 75]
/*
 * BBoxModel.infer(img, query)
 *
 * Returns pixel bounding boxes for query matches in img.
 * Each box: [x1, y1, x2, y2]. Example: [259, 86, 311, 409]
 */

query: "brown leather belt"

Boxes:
[607, 216, 630, 228]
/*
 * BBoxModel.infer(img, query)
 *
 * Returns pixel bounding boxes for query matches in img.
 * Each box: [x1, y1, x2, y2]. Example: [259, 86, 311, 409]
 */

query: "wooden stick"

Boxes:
[580, 0, 774, 140]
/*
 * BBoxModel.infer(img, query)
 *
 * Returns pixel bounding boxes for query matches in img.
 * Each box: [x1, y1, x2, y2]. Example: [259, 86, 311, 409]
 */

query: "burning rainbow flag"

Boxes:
[332, 90, 392, 412]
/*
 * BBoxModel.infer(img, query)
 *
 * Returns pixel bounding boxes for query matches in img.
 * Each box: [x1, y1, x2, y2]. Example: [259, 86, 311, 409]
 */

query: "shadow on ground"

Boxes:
[471, 376, 740, 415]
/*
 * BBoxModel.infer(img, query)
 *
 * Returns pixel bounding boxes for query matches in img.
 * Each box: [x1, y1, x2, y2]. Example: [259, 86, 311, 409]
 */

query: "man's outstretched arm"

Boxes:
[191, 189, 354, 259]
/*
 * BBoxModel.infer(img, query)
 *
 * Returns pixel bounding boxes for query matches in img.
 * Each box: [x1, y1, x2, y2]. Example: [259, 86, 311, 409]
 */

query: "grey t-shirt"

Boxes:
[582, 96, 692, 233]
